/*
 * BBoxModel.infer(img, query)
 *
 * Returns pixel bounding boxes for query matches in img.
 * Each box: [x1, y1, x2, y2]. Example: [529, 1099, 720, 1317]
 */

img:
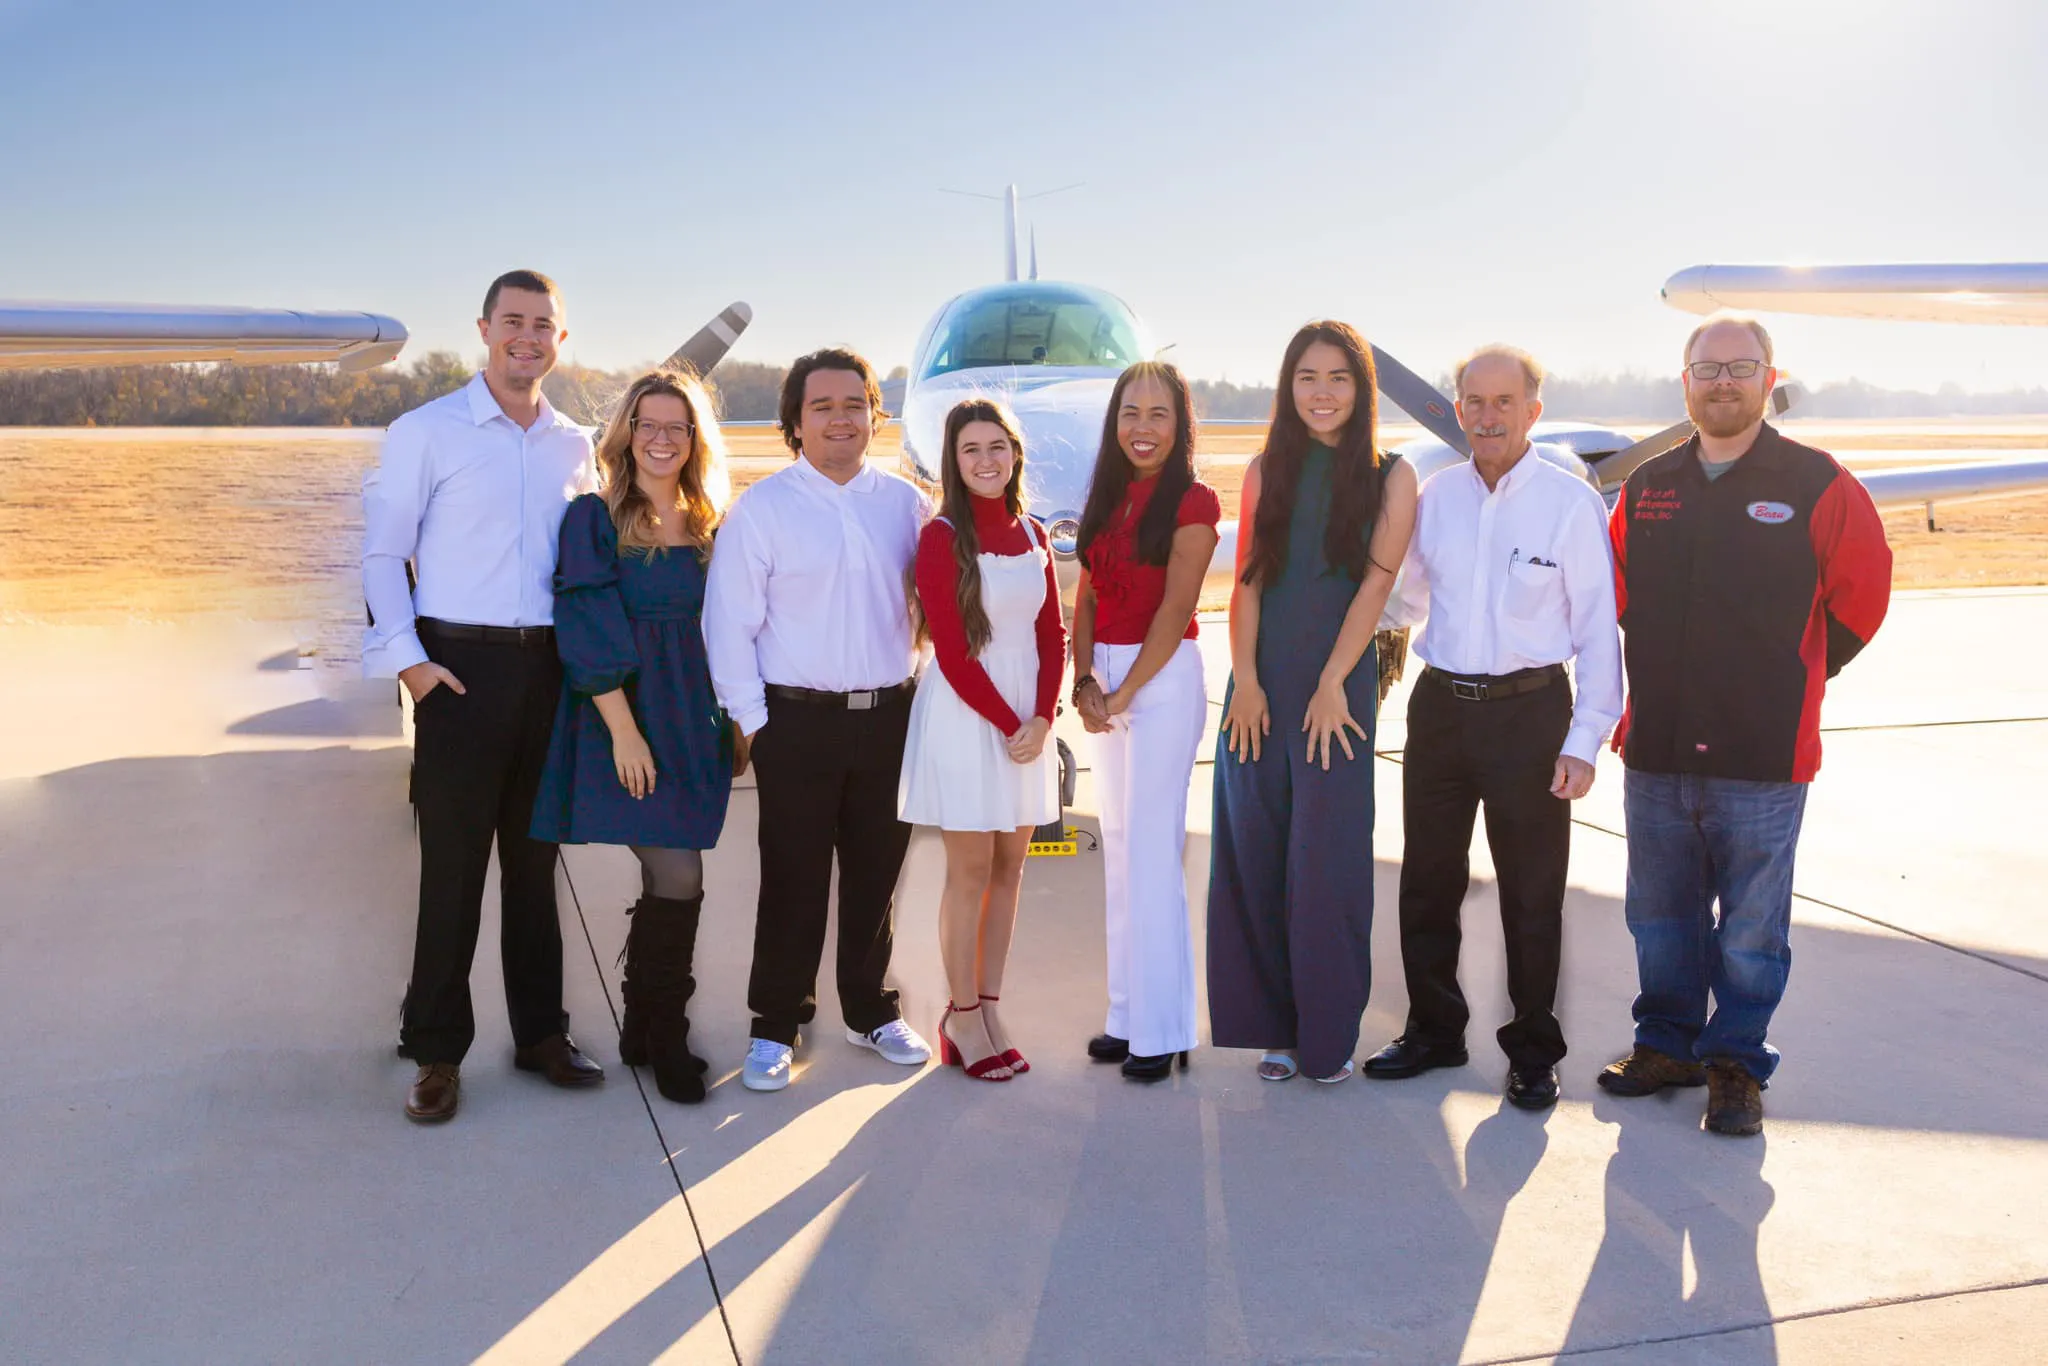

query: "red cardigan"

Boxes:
[915, 494, 1067, 736]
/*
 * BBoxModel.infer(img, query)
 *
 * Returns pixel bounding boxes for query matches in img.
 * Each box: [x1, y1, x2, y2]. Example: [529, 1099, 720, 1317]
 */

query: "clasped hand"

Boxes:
[1006, 716, 1051, 764]
[1074, 678, 1113, 734]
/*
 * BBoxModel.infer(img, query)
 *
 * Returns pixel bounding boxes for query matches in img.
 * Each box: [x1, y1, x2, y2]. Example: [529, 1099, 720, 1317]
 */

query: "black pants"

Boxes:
[1398, 673, 1572, 1070]
[746, 691, 913, 1046]
[400, 633, 567, 1065]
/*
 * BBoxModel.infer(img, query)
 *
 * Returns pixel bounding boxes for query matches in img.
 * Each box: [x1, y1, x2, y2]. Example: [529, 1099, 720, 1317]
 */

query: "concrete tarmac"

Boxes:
[3, 592, 2045, 1364]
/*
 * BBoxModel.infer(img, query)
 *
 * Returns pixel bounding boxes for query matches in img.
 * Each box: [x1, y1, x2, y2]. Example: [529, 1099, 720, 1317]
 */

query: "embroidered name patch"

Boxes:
[1747, 501, 1795, 524]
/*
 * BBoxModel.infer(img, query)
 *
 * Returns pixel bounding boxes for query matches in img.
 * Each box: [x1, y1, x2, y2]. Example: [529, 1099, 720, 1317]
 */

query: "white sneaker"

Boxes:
[741, 1037, 793, 1091]
[847, 1019, 931, 1065]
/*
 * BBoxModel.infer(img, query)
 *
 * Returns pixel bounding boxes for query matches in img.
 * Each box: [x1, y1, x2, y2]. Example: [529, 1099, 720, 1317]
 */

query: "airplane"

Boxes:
[0, 301, 410, 371]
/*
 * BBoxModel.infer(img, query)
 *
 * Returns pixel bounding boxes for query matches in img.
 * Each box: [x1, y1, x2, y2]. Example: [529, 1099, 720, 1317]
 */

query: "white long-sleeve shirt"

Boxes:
[1387, 447, 1623, 764]
[703, 457, 930, 736]
[360, 374, 595, 677]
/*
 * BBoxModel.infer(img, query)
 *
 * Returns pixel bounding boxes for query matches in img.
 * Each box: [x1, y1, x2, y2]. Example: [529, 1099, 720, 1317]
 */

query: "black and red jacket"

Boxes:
[1609, 424, 1891, 782]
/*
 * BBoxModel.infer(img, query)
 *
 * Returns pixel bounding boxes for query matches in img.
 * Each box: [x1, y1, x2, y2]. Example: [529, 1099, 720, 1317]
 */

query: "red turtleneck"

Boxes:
[915, 494, 1067, 736]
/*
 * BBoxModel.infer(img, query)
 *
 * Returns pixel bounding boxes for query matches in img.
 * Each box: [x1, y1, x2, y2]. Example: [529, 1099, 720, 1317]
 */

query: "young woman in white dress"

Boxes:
[900, 399, 1067, 1081]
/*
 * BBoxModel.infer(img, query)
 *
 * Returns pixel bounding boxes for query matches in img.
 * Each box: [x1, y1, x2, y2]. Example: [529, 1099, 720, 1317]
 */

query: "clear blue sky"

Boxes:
[6, 0, 2048, 392]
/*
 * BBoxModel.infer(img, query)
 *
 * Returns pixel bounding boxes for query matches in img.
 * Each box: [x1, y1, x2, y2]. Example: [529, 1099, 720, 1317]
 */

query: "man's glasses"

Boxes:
[1687, 360, 1766, 381]
[633, 419, 695, 443]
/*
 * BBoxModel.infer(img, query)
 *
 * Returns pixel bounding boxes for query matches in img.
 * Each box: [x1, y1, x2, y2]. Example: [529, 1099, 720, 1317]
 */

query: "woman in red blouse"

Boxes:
[1070, 361, 1221, 1081]
[900, 398, 1066, 1080]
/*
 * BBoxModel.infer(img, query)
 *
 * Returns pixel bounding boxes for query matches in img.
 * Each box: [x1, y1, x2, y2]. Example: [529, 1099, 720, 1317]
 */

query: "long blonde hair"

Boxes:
[594, 369, 731, 554]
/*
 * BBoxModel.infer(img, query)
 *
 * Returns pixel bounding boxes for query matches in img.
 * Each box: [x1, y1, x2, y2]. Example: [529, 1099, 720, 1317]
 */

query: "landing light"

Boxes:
[1049, 517, 1081, 557]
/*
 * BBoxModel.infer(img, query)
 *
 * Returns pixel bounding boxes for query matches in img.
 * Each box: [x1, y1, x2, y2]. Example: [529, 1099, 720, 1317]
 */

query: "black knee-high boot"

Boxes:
[639, 893, 707, 1104]
[620, 896, 708, 1077]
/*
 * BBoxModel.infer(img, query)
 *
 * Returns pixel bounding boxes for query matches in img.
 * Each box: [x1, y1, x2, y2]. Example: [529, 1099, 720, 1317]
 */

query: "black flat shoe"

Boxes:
[1121, 1051, 1188, 1082]
[1506, 1065, 1561, 1110]
[1087, 1033, 1130, 1063]
[1362, 1035, 1469, 1080]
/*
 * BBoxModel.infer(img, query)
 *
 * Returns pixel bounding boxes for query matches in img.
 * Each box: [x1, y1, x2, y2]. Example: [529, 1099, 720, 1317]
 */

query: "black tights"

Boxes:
[632, 846, 704, 901]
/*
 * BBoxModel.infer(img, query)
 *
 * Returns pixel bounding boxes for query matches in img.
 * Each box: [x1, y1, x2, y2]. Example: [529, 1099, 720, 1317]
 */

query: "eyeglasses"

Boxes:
[1687, 360, 1766, 381]
[632, 419, 695, 443]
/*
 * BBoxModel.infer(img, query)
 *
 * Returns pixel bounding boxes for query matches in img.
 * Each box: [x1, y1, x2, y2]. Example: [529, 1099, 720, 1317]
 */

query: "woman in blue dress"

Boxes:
[532, 369, 737, 1104]
[1206, 321, 1418, 1085]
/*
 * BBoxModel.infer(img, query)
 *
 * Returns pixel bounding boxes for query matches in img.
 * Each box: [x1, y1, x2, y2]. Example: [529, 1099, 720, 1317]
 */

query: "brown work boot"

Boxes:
[406, 1063, 460, 1123]
[1704, 1059, 1764, 1136]
[1596, 1044, 1708, 1097]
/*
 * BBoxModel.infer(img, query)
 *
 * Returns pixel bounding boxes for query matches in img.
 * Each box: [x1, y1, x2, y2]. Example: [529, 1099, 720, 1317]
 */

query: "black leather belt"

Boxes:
[418, 617, 556, 649]
[1422, 663, 1565, 702]
[766, 681, 914, 710]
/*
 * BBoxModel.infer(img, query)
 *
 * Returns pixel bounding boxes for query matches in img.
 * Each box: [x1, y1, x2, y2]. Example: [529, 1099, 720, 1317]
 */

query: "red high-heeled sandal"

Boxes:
[938, 1002, 1012, 1081]
[979, 993, 1028, 1073]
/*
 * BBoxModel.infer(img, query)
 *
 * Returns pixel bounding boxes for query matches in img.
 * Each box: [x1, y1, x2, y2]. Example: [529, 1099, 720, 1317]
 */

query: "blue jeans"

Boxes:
[1621, 769, 1808, 1081]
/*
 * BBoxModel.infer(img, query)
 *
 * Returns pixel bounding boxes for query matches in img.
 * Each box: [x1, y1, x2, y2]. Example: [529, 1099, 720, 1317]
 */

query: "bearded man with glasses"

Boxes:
[1599, 313, 1891, 1137]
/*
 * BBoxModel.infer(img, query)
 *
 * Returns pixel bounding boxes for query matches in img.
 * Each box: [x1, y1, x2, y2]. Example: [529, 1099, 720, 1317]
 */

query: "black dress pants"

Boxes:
[1398, 673, 1572, 1070]
[400, 632, 568, 1065]
[746, 691, 913, 1046]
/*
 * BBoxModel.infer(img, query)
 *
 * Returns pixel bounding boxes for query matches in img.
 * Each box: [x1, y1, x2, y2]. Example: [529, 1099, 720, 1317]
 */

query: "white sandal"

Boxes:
[1310, 1060, 1356, 1085]
[1257, 1052, 1298, 1082]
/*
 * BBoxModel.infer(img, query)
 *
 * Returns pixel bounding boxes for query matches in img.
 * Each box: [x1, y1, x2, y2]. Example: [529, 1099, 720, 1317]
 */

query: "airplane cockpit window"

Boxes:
[921, 286, 1146, 378]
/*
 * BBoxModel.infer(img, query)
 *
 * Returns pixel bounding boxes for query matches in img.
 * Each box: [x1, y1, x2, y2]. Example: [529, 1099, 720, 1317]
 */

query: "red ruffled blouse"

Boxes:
[1084, 475, 1221, 644]
[915, 494, 1067, 736]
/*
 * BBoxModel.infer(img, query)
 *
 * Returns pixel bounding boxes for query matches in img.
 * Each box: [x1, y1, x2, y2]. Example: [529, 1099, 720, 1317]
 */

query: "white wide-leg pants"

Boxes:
[1093, 639, 1207, 1058]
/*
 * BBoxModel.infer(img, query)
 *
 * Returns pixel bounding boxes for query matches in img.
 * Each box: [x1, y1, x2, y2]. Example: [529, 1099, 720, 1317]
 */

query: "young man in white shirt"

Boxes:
[363, 270, 602, 1123]
[703, 348, 934, 1091]
[1363, 345, 1622, 1109]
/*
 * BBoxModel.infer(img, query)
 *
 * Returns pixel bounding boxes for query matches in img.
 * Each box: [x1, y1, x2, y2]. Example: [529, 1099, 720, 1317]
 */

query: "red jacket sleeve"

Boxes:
[1810, 468, 1892, 677]
[1608, 486, 1630, 623]
[917, 520, 1023, 736]
[1030, 519, 1067, 722]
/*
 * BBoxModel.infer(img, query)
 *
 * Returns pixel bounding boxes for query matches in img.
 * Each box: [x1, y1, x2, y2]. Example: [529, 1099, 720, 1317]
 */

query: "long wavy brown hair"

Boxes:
[926, 397, 1029, 656]
[1241, 320, 1383, 588]
[594, 369, 730, 556]
[1075, 360, 1199, 568]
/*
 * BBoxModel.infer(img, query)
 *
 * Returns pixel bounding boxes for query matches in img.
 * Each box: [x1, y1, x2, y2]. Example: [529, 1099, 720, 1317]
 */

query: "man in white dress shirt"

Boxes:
[363, 270, 603, 1123]
[1363, 345, 1622, 1109]
[703, 348, 934, 1092]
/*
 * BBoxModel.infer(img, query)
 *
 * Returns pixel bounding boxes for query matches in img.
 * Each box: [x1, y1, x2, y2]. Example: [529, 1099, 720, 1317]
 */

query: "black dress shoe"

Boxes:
[1087, 1033, 1130, 1063]
[1362, 1035, 1469, 1080]
[1506, 1065, 1561, 1110]
[1121, 1051, 1188, 1082]
[514, 1034, 605, 1088]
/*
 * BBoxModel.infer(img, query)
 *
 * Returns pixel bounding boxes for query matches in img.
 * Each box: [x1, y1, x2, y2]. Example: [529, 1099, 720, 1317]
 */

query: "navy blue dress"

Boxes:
[531, 494, 733, 849]
[1207, 445, 1392, 1080]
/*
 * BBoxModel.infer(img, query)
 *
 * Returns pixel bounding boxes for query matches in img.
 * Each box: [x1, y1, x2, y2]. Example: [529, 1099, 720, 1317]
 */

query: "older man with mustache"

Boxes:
[1599, 314, 1890, 1137]
[1364, 344, 1623, 1109]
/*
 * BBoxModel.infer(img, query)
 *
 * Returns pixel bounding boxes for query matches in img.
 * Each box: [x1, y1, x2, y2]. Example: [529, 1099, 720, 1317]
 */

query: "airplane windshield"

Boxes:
[921, 286, 1146, 377]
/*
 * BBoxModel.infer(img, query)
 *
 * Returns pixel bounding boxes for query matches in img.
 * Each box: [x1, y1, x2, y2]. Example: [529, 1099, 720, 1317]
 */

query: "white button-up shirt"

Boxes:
[360, 374, 595, 677]
[703, 457, 930, 736]
[1388, 446, 1623, 764]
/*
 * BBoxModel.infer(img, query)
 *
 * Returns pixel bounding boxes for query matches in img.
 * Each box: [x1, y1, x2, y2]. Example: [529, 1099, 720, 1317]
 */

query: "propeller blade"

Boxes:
[1369, 345, 1468, 455]
[1588, 382, 1804, 490]
[663, 301, 753, 377]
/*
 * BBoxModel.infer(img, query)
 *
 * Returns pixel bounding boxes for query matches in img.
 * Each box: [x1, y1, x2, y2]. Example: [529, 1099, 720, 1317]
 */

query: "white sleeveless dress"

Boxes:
[899, 517, 1061, 831]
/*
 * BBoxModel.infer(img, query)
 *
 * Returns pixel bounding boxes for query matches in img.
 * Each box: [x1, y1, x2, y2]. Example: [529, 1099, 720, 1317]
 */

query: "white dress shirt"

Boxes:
[360, 374, 595, 677]
[1388, 446, 1623, 764]
[703, 457, 931, 736]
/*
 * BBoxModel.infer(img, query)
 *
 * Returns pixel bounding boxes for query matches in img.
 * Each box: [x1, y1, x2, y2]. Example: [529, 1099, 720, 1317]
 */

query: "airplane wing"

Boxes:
[0, 302, 407, 371]
[1854, 458, 2048, 511]
[1661, 263, 2048, 326]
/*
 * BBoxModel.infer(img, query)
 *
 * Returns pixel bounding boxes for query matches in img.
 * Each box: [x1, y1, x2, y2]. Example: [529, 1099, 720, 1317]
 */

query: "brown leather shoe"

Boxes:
[1596, 1044, 1708, 1097]
[514, 1033, 605, 1088]
[406, 1063, 460, 1123]
[1704, 1059, 1764, 1136]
